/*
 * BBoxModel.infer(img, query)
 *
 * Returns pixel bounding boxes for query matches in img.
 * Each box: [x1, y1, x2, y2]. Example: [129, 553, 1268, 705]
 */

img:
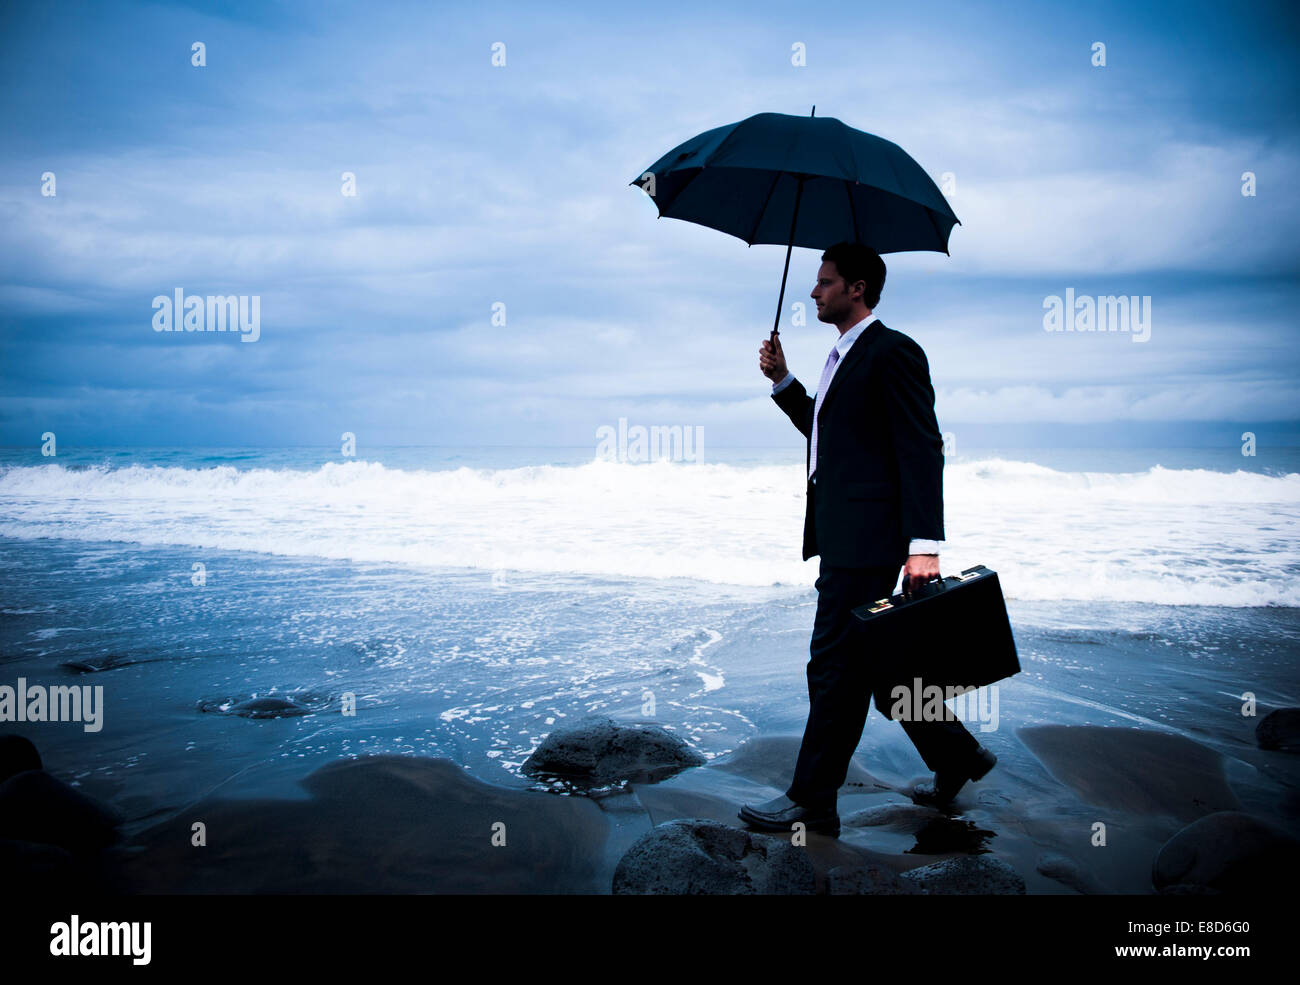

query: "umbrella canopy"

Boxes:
[631, 110, 959, 254]
[630, 109, 959, 341]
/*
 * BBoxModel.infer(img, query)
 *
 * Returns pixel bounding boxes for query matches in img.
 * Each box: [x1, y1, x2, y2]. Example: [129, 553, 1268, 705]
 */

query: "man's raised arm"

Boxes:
[760, 335, 813, 439]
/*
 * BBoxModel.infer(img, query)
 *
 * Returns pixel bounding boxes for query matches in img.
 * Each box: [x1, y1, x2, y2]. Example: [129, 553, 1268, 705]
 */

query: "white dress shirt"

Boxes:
[771, 315, 943, 556]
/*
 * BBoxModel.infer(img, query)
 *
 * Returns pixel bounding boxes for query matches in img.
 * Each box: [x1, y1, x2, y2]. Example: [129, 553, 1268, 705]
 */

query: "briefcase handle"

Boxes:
[903, 573, 946, 601]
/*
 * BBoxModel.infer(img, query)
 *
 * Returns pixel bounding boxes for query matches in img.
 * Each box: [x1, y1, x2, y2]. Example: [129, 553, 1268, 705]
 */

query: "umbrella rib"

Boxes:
[845, 124, 865, 245]
[845, 179, 860, 244]
[925, 206, 946, 252]
[656, 166, 709, 217]
[748, 123, 805, 245]
[746, 170, 784, 245]
[926, 205, 947, 254]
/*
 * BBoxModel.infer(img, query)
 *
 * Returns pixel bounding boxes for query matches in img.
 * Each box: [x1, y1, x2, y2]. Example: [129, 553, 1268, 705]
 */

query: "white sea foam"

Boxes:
[0, 458, 1296, 606]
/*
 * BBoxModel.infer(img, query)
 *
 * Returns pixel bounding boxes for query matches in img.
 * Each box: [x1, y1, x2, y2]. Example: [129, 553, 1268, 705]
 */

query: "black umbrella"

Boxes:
[631, 107, 960, 343]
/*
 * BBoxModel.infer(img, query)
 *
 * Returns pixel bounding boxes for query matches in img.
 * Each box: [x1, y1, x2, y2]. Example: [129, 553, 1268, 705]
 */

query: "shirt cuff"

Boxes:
[908, 539, 942, 555]
[771, 372, 794, 394]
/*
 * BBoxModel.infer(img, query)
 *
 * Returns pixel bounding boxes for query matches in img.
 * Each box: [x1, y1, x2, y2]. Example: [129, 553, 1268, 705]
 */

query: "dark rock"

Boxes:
[711, 735, 877, 791]
[899, 854, 1026, 894]
[0, 837, 74, 877]
[1018, 724, 1239, 823]
[843, 803, 936, 829]
[612, 818, 815, 894]
[828, 863, 923, 895]
[0, 734, 42, 783]
[522, 716, 705, 786]
[1152, 810, 1300, 893]
[0, 837, 77, 893]
[229, 697, 310, 718]
[1036, 851, 1107, 894]
[1256, 708, 1300, 751]
[0, 770, 123, 851]
[197, 692, 330, 718]
[117, 754, 610, 894]
[61, 654, 154, 674]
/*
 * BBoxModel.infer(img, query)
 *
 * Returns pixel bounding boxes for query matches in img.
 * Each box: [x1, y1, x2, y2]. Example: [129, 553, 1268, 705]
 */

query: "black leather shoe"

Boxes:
[911, 745, 997, 808]
[738, 795, 840, 837]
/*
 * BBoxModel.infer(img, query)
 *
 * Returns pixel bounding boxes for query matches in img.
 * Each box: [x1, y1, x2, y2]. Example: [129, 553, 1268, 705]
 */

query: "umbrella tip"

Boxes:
[810, 105, 816, 117]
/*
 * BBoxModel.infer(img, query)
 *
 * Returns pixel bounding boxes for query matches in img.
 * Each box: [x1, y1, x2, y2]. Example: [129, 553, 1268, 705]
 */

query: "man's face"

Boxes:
[811, 261, 861, 324]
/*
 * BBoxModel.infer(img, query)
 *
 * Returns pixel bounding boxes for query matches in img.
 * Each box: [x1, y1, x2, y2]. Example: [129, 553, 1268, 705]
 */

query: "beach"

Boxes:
[1, 447, 1298, 893]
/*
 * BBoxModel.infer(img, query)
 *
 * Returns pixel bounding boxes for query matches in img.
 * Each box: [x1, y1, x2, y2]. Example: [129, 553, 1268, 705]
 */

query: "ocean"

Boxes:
[2, 444, 1297, 603]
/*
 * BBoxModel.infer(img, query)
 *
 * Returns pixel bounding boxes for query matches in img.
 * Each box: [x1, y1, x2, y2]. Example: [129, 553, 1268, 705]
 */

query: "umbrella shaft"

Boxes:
[771, 177, 806, 341]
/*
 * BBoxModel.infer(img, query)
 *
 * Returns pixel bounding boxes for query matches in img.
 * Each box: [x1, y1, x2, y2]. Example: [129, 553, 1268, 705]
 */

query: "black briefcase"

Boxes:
[850, 564, 1020, 720]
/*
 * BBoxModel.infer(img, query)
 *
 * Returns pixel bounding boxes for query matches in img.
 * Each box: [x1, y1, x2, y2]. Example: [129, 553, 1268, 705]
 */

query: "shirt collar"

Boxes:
[833, 315, 878, 355]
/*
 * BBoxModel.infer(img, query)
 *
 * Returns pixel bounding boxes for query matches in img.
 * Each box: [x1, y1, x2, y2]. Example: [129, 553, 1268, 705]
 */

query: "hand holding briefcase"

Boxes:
[850, 564, 1020, 720]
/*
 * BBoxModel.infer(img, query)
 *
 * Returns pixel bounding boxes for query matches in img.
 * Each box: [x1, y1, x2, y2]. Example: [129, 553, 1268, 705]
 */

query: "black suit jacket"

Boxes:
[772, 318, 944, 567]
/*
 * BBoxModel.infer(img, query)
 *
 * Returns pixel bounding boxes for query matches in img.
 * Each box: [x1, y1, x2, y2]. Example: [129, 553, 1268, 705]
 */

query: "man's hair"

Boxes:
[821, 242, 886, 310]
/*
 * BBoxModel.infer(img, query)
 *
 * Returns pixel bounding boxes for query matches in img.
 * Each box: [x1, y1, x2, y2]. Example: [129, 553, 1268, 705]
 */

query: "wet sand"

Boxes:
[103, 721, 1299, 894]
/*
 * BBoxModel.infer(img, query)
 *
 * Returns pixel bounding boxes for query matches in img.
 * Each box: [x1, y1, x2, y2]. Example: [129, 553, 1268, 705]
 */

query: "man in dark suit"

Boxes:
[740, 242, 995, 837]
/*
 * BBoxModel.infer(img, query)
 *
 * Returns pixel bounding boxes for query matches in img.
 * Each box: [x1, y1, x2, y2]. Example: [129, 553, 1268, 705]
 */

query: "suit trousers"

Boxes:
[785, 559, 981, 811]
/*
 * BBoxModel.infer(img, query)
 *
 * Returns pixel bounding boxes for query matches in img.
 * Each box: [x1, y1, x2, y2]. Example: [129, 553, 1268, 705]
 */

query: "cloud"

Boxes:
[0, 0, 1296, 444]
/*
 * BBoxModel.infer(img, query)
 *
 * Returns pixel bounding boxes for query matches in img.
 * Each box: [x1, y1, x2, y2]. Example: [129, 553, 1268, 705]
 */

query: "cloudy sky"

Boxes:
[2, 0, 1297, 450]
